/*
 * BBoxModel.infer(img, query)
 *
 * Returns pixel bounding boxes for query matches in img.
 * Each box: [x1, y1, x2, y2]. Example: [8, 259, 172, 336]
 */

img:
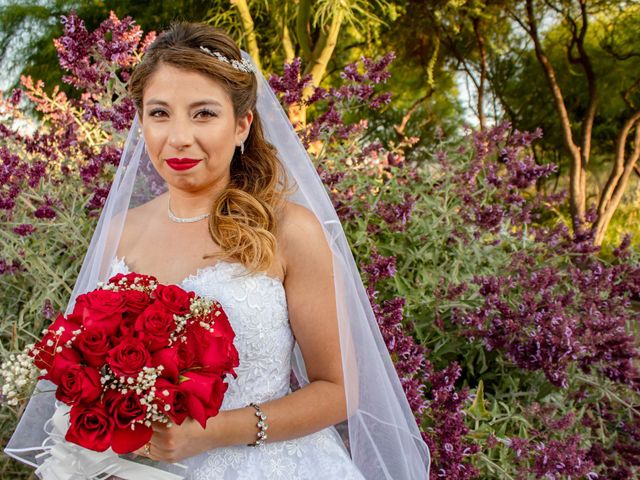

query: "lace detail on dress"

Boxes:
[108, 257, 364, 479]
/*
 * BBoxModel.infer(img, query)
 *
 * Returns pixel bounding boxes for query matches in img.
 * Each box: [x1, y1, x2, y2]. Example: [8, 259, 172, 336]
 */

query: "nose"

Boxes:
[167, 116, 195, 150]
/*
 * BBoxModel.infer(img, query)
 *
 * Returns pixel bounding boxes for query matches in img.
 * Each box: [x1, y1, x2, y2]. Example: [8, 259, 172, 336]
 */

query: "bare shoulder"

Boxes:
[278, 201, 331, 273]
[278, 201, 325, 244]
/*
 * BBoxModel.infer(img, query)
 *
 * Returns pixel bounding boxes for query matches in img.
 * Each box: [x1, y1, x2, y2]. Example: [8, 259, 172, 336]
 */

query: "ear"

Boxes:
[235, 110, 253, 146]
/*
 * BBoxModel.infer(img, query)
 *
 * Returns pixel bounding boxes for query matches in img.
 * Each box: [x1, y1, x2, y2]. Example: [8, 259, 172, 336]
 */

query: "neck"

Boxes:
[165, 182, 227, 218]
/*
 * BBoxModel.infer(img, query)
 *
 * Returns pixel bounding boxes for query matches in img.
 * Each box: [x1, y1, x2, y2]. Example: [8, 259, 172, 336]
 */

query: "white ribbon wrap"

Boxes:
[34, 403, 187, 480]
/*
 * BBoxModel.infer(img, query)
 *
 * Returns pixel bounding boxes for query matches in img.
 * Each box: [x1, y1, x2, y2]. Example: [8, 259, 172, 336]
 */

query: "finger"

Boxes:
[133, 441, 156, 458]
[151, 421, 174, 433]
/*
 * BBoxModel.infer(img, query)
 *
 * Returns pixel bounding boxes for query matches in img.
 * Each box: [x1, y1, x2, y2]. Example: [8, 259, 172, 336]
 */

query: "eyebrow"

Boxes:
[145, 99, 223, 108]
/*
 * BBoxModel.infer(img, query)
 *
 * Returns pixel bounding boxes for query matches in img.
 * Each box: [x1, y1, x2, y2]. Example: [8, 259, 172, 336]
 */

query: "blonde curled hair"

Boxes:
[128, 22, 286, 273]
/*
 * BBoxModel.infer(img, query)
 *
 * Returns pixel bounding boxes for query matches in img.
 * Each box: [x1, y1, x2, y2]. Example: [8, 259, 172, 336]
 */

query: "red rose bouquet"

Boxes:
[28, 271, 239, 454]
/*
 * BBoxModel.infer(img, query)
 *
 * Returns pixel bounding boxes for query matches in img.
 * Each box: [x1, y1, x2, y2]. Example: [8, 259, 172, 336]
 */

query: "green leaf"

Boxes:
[468, 379, 492, 420]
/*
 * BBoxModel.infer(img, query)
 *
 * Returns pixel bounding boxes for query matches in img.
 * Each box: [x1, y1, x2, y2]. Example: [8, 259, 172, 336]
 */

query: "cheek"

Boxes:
[142, 126, 163, 156]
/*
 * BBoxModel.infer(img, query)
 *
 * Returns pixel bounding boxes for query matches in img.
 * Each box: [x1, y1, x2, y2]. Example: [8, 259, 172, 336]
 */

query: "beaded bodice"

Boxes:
[109, 257, 294, 409]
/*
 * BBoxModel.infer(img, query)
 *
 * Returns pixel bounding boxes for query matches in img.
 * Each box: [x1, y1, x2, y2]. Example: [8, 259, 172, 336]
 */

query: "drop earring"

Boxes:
[240, 141, 245, 155]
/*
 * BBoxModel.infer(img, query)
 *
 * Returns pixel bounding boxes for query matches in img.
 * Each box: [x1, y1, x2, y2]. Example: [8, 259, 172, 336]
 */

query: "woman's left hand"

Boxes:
[135, 415, 225, 463]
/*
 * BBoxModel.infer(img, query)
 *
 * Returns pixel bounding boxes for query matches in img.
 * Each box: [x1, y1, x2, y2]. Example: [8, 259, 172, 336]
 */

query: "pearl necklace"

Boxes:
[167, 200, 210, 223]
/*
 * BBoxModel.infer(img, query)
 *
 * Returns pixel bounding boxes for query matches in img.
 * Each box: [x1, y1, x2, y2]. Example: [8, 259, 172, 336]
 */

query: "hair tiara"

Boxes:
[199, 46, 255, 73]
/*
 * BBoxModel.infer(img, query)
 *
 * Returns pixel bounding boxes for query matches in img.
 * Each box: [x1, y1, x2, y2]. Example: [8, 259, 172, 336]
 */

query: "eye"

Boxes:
[148, 109, 167, 118]
[195, 109, 218, 118]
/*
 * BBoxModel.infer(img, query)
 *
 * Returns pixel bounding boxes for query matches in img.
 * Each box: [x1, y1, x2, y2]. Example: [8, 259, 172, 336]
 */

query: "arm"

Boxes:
[146, 204, 346, 462]
[216, 203, 346, 445]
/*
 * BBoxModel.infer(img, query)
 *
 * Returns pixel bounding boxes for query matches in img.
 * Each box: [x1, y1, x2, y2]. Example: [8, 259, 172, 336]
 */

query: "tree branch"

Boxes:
[230, 0, 262, 72]
[597, 110, 640, 216]
[622, 76, 640, 110]
[296, 0, 312, 61]
[594, 112, 640, 245]
[304, 10, 343, 86]
[524, 0, 585, 228]
[574, 0, 598, 168]
[473, 16, 487, 130]
[394, 89, 434, 138]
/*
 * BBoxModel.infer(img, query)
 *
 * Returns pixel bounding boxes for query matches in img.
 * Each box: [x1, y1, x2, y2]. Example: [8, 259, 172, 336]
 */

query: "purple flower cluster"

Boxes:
[503, 403, 597, 479]
[512, 435, 596, 479]
[583, 400, 640, 479]
[79, 145, 122, 186]
[443, 122, 560, 238]
[0, 257, 24, 275]
[52, 11, 151, 133]
[34, 196, 59, 220]
[451, 242, 640, 389]
[54, 11, 154, 93]
[269, 54, 395, 145]
[268, 58, 312, 107]
[12, 224, 36, 237]
[375, 193, 416, 232]
[41, 299, 55, 321]
[422, 363, 480, 479]
[363, 251, 479, 478]
[363, 252, 427, 412]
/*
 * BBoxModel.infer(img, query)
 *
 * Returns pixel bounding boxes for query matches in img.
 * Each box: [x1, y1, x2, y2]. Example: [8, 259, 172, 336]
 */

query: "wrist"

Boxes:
[203, 410, 230, 449]
[246, 402, 268, 447]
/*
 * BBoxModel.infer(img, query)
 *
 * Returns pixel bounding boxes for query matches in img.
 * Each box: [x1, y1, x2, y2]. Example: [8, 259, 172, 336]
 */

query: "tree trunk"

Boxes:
[593, 111, 640, 245]
[525, 0, 586, 233]
[231, 0, 262, 72]
[472, 17, 487, 130]
[289, 9, 344, 125]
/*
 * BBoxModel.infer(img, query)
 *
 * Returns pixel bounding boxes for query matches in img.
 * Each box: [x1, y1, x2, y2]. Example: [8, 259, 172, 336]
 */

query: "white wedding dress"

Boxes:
[109, 257, 365, 480]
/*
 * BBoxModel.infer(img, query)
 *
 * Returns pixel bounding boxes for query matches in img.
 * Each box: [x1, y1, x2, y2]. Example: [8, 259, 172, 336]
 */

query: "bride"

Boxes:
[6, 22, 430, 479]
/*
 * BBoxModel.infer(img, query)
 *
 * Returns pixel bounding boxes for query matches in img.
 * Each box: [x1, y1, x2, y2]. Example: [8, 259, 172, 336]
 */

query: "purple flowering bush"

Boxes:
[270, 56, 640, 479]
[1, 11, 152, 300]
[2, 11, 640, 480]
[0, 13, 154, 476]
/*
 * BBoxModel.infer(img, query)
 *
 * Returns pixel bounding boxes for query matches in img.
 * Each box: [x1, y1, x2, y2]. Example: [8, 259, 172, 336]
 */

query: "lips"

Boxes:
[166, 158, 201, 171]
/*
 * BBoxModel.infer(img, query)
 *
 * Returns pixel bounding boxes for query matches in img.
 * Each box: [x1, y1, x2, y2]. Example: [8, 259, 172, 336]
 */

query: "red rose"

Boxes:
[46, 347, 82, 384]
[107, 338, 151, 378]
[153, 284, 193, 316]
[102, 389, 152, 454]
[151, 347, 180, 381]
[108, 272, 157, 287]
[31, 313, 82, 371]
[134, 304, 176, 352]
[47, 313, 82, 343]
[180, 372, 228, 428]
[65, 404, 113, 452]
[55, 365, 102, 406]
[104, 389, 147, 429]
[194, 329, 238, 376]
[103, 390, 152, 454]
[75, 328, 112, 367]
[74, 290, 126, 335]
[154, 378, 190, 425]
[177, 329, 199, 371]
[117, 289, 153, 336]
[184, 315, 238, 376]
[123, 289, 152, 315]
[208, 304, 235, 340]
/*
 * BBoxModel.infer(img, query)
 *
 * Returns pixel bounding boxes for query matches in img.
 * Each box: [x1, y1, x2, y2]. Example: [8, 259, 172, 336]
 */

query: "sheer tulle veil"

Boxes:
[5, 50, 431, 479]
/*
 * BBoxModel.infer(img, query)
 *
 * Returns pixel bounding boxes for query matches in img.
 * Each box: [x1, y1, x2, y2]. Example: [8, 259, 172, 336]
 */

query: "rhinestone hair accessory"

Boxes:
[199, 46, 255, 73]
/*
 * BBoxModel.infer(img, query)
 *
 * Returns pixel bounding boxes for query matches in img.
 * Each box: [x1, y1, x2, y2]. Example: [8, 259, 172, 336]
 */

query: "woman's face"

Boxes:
[140, 63, 252, 193]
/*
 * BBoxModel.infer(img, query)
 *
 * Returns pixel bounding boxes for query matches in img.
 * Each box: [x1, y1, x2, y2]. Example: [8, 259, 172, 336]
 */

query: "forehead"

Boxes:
[143, 63, 231, 106]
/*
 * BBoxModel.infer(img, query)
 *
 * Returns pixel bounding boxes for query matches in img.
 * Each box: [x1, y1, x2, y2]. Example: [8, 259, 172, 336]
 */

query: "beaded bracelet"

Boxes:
[247, 402, 268, 446]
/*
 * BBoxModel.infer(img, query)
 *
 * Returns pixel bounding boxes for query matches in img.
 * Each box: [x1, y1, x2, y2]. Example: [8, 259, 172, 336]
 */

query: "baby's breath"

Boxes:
[1, 347, 38, 406]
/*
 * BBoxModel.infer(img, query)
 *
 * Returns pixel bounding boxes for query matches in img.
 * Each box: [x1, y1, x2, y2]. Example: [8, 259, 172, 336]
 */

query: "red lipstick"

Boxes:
[166, 158, 201, 171]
